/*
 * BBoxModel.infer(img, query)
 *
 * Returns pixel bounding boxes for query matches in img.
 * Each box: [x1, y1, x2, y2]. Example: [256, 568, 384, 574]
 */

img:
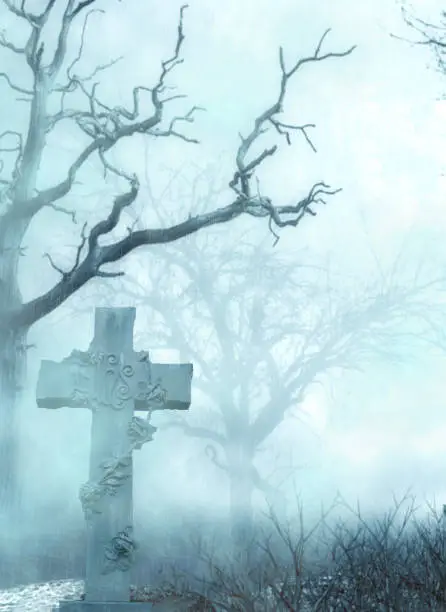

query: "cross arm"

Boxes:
[36, 352, 93, 409]
[138, 362, 193, 412]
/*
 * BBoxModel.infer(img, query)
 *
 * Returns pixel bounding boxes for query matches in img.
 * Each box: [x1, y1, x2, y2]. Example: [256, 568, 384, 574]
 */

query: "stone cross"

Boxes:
[36, 307, 193, 605]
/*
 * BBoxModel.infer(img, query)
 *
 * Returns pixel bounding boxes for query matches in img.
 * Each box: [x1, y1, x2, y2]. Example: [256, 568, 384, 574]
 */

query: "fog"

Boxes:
[2, 0, 446, 591]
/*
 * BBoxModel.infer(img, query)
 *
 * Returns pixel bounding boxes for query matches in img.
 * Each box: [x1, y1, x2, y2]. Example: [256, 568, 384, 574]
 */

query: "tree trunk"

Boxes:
[0, 223, 28, 524]
[0, 329, 27, 521]
[0, 83, 47, 517]
[226, 441, 255, 562]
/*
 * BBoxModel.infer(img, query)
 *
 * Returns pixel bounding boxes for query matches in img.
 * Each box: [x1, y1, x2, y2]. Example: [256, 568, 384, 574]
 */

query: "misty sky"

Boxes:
[4, 0, 446, 532]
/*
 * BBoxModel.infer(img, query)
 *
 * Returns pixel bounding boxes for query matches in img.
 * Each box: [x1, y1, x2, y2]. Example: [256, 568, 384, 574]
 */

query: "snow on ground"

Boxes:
[0, 579, 83, 612]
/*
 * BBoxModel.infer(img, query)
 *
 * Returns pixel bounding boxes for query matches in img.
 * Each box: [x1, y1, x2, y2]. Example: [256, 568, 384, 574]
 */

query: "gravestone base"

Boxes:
[57, 602, 154, 611]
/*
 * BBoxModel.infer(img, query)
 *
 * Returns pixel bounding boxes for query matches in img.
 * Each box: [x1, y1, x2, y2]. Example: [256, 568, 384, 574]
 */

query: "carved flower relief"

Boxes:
[102, 526, 137, 574]
[135, 379, 167, 406]
[128, 416, 157, 449]
[70, 388, 90, 406]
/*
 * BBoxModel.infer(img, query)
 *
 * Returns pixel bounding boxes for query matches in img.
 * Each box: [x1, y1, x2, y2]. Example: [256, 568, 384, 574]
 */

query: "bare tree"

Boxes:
[394, 3, 446, 77]
[69, 162, 440, 557]
[0, 0, 356, 519]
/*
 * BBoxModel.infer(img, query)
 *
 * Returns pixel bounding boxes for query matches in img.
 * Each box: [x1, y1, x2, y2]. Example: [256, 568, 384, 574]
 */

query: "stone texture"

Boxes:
[35, 308, 193, 608]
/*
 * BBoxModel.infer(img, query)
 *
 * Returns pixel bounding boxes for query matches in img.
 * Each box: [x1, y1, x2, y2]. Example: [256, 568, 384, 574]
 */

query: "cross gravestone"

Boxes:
[36, 307, 193, 611]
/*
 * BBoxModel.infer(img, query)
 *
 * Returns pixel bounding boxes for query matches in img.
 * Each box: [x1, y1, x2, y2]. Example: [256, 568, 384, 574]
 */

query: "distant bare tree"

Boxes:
[71, 161, 440, 556]
[0, 0, 357, 520]
[394, 3, 446, 78]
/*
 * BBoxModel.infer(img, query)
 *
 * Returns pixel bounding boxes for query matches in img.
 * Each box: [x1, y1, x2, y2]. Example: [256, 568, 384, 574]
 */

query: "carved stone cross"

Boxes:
[36, 307, 193, 606]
